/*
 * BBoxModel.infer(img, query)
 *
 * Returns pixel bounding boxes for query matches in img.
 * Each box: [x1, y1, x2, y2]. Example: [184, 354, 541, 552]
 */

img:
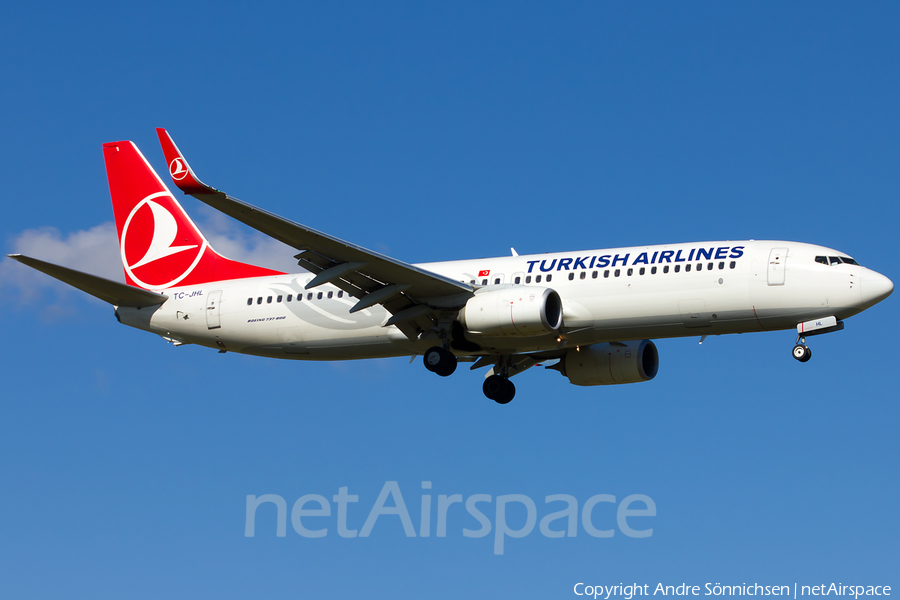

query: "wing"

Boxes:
[156, 128, 473, 339]
[7, 254, 168, 308]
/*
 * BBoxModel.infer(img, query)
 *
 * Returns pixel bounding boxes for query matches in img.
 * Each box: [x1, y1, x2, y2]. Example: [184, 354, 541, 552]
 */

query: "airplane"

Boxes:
[7, 129, 894, 404]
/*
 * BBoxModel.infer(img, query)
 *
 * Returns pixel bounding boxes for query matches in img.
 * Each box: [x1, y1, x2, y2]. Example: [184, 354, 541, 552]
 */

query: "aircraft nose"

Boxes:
[861, 269, 893, 306]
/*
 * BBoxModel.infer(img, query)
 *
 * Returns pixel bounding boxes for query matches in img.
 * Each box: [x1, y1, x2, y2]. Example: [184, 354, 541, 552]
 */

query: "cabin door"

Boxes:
[767, 248, 788, 286]
[206, 290, 222, 329]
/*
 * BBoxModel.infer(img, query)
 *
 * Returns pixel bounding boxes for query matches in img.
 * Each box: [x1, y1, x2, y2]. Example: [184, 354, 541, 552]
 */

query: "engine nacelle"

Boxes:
[459, 286, 563, 337]
[559, 340, 659, 386]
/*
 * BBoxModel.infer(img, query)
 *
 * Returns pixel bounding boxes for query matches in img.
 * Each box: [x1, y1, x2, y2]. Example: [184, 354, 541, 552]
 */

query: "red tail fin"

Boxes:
[103, 141, 283, 290]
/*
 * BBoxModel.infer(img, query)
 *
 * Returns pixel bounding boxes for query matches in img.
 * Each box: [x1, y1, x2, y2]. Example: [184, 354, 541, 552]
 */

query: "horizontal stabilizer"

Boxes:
[6, 254, 168, 308]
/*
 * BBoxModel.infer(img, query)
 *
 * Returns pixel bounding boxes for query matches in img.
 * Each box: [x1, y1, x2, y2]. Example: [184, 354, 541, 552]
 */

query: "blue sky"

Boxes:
[1, 2, 898, 598]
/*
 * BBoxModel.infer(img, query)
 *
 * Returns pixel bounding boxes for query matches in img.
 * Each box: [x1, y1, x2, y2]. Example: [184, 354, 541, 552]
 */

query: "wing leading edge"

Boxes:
[155, 128, 474, 339]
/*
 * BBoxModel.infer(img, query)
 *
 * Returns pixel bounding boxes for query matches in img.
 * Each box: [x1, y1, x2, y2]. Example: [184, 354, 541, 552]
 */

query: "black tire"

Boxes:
[436, 355, 458, 377]
[792, 344, 812, 363]
[496, 378, 515, 404]
[483, 375, 504, 400]
[483, 375, 515, 404]
[424, 346, 457, 376]
[423, 346, 447, 373]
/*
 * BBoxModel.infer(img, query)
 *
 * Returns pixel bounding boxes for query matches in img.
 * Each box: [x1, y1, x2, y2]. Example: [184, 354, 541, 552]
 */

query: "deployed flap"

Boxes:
[6, 254, 168, 308]
[155, 129, 473, 322]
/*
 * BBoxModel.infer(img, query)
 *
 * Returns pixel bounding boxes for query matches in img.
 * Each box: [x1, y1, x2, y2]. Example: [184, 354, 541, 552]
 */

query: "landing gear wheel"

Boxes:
[436, 356, 457, 377]
[423, 346, 457, 377]
[483, 375, 515, 404]
[792, 344, 812, 362]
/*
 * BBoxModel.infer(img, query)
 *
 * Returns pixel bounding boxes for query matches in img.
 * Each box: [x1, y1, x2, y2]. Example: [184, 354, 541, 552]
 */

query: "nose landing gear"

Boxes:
[792, 344, 812, 362]
[791, 317, 844, 363]
[792, 337, 812, 362]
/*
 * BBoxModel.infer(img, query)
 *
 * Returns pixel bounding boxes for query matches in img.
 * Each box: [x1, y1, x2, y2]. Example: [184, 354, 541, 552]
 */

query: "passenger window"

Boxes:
[470, 279, 475, 284]
[525, 276, 532, 284]
[592, 271, 598, 279]
[639, 267, 645, 275]
[307, 293, 313, 300]
[614, 269, 620, 277]
[730, 261, 736, 269]
[338, 291, 343, 298]
[247, 298, 253, 306]
[514, 276, 521, 284]
[815, 256, 828, 265]
[277, 295, 283, 303]
[287, 294, 293, 302]
[267, 296, 273, 303]
[686, 264, 691, 272]
[494, 278, 500, 285]
[696, 264, 702, 271]
[604, 270, 609, 278]
[257, 297, 263, 304]
[708, 262, 714, 270]
[580, 271, 586, 279]
[317, 292, 323, 299]
[663, 265, 669, 273]
[481, 279, 488, 285]
[568, 273, 575, 281]
[718, 262, 724, 270]
[327, 291, 333, 299]
[651, 266, 657, 274]
[674, 265, 680, 273]
[627, 268, 633, 276]
[546, 274, 552, 282]
[298, 293, 303, 301]
[536, 275, 542, 283]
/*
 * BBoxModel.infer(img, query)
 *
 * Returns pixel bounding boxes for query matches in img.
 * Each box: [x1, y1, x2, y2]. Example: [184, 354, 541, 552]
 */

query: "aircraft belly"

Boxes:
[578, 280, 757, 338]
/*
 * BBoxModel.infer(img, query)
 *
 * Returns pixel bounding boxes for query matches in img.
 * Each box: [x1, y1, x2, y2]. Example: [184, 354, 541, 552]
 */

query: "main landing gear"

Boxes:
[483, 374, 515, 404]
[422, 346, 516, 404]
[423, 346, 457, 377]
[792, 335, 812, 363]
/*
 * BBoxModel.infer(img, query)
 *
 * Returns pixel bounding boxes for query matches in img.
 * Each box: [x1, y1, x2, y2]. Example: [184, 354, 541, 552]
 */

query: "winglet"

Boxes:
[155, 128, 217, 195]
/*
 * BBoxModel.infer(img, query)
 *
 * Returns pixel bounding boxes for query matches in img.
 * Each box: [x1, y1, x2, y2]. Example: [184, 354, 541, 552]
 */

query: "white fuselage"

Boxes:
[116, 240, 891, 360]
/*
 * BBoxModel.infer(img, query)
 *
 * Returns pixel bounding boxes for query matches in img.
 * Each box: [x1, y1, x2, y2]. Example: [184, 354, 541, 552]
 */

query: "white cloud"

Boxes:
[1, 210, 303, 313]
[0, 223, 122, 310]
[193, 205, 301, 273]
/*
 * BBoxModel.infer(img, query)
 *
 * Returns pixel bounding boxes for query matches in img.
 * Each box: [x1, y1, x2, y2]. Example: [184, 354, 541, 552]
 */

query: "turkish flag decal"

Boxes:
[478, 269, 490, 277]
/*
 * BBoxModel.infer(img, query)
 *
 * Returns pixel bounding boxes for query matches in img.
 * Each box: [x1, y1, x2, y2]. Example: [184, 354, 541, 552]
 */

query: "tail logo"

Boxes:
[120, 192, 208, 289]
[169, 157, 189, 181]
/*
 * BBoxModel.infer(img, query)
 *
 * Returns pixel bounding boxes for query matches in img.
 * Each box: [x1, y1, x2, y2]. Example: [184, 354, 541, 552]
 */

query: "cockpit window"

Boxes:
[816, 255, 859, 266]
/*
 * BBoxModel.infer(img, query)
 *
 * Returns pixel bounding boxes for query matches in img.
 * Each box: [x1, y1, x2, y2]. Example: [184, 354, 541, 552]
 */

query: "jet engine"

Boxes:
[557, 340, 658, 386]
[458, 287, 563, 337]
